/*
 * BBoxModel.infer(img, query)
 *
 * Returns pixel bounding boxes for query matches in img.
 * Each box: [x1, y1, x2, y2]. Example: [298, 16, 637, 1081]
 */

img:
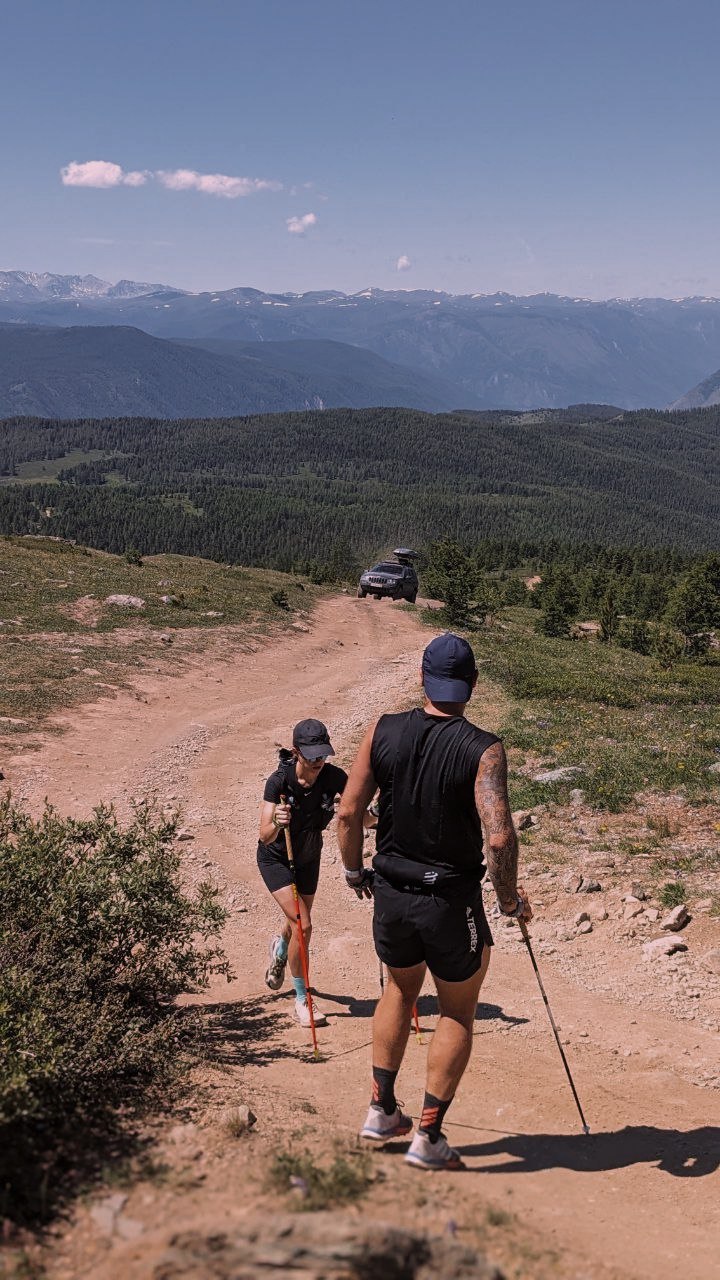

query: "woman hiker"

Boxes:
[258, 718, 375, 1027]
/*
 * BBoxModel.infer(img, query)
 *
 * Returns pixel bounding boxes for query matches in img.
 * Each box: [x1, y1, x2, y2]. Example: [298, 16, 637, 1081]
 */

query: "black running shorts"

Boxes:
[256, 845, 321, 897]
[372, 874, 493, 982]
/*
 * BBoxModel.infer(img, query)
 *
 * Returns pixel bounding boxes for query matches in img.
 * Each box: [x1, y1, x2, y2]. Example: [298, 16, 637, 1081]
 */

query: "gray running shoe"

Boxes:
[359, 1105, 413, 1144]
[264, 935, 287, 990]
[405, 1131, 465, 1171]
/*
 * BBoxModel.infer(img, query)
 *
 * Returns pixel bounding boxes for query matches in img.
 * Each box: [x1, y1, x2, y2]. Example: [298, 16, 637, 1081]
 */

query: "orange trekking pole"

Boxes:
[280, 796, 320, 1060]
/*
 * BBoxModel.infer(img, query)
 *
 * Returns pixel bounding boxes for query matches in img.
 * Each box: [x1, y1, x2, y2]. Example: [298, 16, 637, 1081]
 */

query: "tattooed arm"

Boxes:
[475, 741, 532, 922]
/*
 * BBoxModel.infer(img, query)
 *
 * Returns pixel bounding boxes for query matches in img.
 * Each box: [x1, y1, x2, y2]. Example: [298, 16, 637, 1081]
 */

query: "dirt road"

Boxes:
[5, 596, 719, 1279]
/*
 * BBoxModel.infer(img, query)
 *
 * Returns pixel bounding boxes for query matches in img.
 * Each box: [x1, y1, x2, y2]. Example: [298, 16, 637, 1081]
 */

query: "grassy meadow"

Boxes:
[0, 536, 317, 728]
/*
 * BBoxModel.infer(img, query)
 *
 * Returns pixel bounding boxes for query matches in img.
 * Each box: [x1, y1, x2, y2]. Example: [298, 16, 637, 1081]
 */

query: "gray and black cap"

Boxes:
[292, 718, 335, 761]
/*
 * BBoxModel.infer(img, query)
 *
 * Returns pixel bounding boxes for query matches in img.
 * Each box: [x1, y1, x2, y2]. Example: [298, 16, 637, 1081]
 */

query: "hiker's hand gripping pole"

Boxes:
[518, 919, 590, 1135]
[280, 795, 320, 1060]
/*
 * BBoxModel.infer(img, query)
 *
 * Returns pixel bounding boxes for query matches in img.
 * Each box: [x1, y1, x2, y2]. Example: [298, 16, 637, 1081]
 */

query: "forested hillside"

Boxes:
[0, 324, 466, 417]
[0, 404, 718, 567]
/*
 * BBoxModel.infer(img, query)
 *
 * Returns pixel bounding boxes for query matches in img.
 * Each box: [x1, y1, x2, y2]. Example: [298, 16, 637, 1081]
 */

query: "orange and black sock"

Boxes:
[371, 1065, 399, 1115]
[419, 1091, 453, 1142]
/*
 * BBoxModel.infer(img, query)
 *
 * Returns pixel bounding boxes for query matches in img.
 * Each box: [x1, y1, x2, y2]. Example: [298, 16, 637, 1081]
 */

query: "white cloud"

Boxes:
[287, 212, 317, 235]
[61, 160, 148, 188]
[61, 159, 281, 198]
[396, 254, 412, 272]
[156, 169, 282, 198]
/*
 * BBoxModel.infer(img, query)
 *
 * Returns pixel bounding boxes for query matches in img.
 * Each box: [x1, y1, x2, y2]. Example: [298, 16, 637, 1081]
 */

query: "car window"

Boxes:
[372, 563, 403, 575]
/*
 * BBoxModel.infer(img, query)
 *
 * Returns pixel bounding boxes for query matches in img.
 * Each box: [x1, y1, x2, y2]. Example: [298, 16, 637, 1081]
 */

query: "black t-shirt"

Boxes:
[259, 759, 348, 866]
[370, 708, 498, 894]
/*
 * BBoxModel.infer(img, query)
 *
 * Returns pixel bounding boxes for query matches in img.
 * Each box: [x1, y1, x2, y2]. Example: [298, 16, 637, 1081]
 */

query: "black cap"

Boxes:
[421, 632, 477, 703]
[292, 718, 335, 761]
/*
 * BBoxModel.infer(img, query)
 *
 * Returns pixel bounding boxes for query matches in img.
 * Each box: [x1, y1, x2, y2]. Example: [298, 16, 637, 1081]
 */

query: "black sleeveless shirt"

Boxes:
[370, 708, 498, 894]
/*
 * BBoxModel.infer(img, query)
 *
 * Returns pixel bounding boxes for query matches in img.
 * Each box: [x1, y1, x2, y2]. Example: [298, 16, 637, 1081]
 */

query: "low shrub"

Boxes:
[0, 797, 231, 1223]
[267, 1147, 372, 1211]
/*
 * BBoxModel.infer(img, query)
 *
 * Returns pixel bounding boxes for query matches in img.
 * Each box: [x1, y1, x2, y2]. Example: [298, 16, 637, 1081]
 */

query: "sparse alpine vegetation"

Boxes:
[0, 536, 317, 729]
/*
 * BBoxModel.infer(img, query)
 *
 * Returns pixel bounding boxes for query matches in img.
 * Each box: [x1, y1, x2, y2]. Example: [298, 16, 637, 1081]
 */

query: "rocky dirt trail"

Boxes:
[4, 596, 719, 1280]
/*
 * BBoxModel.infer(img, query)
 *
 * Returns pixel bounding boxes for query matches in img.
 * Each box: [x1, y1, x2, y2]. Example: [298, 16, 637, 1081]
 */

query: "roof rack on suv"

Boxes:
[392, 547, 419, 564]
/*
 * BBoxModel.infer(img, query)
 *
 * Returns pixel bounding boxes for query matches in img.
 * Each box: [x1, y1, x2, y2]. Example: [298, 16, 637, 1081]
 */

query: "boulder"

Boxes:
[576, 920, 593, 935]
[218, 1103, 257, 1135]
[707, 761, 720, 774]
[578, 877, 601, 893]
[151, 1214, 502, 1279]
[105, 593, 145, 609]
[661, 904, 689, 932]
[532, 766, 585, 784]
[569, 788, 585, 805]
[512, 810, 537, 830]
[643, 937, 688, 961]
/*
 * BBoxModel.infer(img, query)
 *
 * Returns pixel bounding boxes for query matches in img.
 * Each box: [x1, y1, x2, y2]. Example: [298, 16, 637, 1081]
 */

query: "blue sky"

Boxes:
[3, 0, 720, 297]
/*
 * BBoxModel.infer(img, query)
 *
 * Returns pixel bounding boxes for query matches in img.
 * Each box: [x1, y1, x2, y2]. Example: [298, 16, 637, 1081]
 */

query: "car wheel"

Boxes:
[357, 587, 367, 598]
[407, 592, 417, 604]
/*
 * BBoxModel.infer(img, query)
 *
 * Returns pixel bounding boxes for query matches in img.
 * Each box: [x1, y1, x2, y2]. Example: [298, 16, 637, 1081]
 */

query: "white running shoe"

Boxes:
[294, 997, 328, 1028]
[359, 1105, 413, 1144]
[405, 1130, 465, 1171]
[264, 936, 288, 991]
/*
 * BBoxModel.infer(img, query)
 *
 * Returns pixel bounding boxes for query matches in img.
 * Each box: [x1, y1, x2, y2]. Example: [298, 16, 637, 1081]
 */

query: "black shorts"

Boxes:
[257, 845, 321, 897]
[372, 874, 493, 982]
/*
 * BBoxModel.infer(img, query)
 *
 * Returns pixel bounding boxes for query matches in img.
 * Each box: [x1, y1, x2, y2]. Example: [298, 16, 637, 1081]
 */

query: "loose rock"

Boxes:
[661, 905, 689, 932]
[532, 766, 585, 784]
[104, 593, 145, 609]
[643, 937, 688, 960]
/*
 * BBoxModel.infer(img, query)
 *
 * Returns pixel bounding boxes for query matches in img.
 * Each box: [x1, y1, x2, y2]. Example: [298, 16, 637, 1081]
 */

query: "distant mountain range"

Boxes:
[4, 271, 720, 410]
[0, 323, 468, 418]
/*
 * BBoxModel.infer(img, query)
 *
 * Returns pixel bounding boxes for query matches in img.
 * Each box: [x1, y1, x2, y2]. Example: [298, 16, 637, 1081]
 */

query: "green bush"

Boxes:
[0, 798, 231, 1222]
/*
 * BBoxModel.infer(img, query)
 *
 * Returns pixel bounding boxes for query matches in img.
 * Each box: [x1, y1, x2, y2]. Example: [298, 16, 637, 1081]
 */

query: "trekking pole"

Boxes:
[518, 920, 590, 1134]
[280, 796, 320, 1060]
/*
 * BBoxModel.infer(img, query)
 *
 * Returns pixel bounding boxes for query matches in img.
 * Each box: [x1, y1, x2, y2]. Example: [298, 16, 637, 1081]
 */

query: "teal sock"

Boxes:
[292, 976, 307, 1002]
[276, 935, 289, 961]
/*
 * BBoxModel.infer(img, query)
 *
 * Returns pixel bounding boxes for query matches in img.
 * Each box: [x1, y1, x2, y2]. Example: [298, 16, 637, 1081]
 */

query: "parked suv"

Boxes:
[357, 549, 419, 603]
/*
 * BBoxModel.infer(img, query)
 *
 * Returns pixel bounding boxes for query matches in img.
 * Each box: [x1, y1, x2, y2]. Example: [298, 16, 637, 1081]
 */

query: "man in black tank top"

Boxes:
[337, 632, 532, 1171]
